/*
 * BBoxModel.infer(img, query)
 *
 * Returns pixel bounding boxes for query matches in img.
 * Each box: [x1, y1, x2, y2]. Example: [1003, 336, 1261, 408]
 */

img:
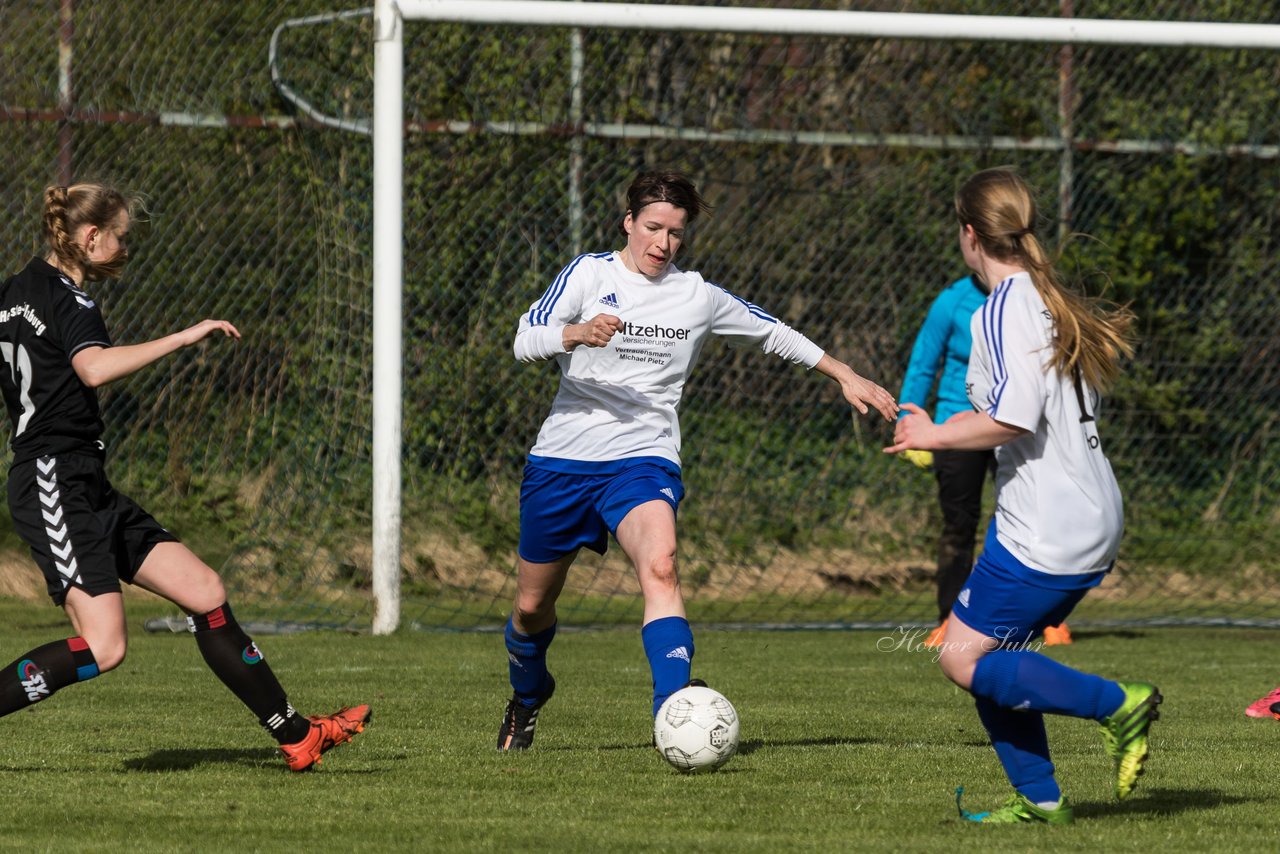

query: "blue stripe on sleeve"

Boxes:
[528, 252, 610, 326]
[984, 279, 1014, 415]
[713, 284, 778, 323]
[980, 289, 996, 411]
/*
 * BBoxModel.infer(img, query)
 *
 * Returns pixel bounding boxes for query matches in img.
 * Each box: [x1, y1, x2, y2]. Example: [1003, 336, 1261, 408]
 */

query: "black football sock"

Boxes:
[188, 603, 310, 744]
[0, 637, 99, 717]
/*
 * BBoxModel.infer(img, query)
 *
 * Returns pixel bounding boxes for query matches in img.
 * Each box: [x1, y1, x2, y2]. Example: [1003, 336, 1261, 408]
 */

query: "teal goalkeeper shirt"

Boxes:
[898, 276, 989, 424]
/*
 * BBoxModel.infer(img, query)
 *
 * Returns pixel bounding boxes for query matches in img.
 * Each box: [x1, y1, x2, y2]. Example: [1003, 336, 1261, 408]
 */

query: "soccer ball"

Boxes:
[654, 685, 740, 773]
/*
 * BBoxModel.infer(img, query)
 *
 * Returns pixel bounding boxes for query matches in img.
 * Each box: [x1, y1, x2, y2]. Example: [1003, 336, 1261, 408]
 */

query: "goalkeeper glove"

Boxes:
[900, 449, 934, 470]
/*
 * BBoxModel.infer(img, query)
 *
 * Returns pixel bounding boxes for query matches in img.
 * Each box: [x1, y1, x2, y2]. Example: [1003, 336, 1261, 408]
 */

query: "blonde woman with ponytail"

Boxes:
[0, 183, 369, 771]
[886, 167, 1156, 825]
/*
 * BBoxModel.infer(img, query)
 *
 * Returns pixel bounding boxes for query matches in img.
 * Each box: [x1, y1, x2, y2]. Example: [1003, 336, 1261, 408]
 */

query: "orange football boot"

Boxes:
[280, 704, 372, 771]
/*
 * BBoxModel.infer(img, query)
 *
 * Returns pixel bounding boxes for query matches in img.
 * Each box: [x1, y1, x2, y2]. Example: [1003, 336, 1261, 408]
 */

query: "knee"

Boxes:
[937, 651, 975, 691]
[513, 594, 555, 626]
[512, 600, 545, 624]
[644, 552, 680, 592]
[86, 636, 127, 673]
[187, 575, 228, 616]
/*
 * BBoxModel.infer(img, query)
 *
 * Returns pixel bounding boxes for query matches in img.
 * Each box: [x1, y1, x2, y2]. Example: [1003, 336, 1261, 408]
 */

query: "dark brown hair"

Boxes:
[618, 170, 711, 236]
[43, 183, 132, 280]
[956, 167, 1135, 391]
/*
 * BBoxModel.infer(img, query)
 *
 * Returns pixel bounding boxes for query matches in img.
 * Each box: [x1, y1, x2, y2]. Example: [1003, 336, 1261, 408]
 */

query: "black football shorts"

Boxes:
[7, 452, 179, 605]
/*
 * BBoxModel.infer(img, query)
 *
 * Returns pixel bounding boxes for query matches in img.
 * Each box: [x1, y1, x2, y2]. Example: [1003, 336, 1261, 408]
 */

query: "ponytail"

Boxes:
[1019, 231, 1135, 392]
[956, 167, 1135, 392]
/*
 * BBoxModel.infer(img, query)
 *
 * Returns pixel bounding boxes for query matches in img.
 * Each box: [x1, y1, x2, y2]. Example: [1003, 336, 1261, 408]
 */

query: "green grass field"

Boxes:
[0, 599, 1277, 853]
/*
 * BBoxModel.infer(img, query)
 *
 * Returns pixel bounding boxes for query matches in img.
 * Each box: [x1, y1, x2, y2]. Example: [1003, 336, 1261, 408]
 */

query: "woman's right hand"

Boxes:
[563, 314, 622, 350]
[883, 402, 939, 455]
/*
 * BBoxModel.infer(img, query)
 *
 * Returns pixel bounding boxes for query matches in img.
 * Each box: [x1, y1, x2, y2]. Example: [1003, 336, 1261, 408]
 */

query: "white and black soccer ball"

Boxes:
[654, 685, 740, 773]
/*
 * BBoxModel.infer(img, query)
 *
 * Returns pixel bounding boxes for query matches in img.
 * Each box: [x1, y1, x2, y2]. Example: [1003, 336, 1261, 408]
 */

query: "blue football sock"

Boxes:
[642, 616, 694, 717]
[505, 618, 556, 708]
[972, 649, 1126, 721]
[974, 696, 1060, 805]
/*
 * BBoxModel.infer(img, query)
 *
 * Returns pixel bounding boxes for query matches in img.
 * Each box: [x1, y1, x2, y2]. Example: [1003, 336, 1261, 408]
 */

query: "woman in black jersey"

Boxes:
[0, 183, 369, 771]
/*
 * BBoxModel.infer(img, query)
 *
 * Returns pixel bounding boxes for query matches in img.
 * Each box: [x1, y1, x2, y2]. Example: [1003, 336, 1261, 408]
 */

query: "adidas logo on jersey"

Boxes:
[660, 487, 675, 500]
[598, 292, 619, 308]
[665, 646, 690, 662]
[958, 588, 971, 608]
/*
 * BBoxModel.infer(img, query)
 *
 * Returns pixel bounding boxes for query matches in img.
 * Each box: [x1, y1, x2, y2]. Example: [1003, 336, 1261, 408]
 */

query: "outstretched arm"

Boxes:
[814, 354, 898, 422]
[884, 403, 1026, 454]
[701, 281, 895, 421]
[71, 319, 240, 388]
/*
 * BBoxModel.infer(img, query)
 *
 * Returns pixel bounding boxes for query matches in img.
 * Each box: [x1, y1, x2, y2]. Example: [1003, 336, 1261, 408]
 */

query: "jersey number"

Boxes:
[1071, 366, 1096, 424]
[0, 342, 35, 436]
[1071, 367, 1102, 449]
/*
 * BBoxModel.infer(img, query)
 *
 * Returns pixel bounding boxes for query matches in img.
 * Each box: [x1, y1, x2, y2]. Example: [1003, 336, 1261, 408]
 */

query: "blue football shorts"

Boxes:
[518, 458, 684, 563]
[952, 522, 1108, 647]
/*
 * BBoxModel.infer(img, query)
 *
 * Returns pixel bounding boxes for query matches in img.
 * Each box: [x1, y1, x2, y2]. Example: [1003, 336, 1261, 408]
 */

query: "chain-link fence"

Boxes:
[2, 1, 1277, 630]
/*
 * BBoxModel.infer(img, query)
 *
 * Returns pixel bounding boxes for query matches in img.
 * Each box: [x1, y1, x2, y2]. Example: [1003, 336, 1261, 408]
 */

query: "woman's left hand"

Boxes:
[178, 319, 241, 347]
[842, 373, 899, 422]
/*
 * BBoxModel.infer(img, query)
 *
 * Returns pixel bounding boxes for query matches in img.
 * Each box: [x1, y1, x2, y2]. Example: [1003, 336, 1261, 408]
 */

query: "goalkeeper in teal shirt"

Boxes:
[898, 275, 1074, 648]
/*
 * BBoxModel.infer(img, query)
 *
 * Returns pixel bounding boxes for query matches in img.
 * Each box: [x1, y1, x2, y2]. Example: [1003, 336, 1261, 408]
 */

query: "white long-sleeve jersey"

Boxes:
[515, 251, 825, 469]
[967, 272, 1124, 575]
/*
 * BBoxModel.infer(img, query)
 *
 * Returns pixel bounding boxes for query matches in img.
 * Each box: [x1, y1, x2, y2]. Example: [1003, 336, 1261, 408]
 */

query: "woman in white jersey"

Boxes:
[498, 170, 898, 751]
[886, 167, 1159, 824]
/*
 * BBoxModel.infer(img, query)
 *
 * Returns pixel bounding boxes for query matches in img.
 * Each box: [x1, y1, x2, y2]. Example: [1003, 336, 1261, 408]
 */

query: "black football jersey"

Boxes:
[0, 257, 112, 463]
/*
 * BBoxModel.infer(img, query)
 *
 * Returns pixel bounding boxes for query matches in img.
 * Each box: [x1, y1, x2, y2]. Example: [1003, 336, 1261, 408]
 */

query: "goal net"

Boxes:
[2, 1, 1277, 631]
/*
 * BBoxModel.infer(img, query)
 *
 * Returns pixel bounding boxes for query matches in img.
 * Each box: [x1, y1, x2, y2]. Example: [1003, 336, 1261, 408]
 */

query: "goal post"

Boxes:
[372, 0, 404, 635]
[367, 1, 1280, 634]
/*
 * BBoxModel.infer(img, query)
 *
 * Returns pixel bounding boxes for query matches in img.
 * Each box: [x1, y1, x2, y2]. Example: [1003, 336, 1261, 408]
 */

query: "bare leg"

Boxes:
[511, 552, 575, 635]
[616, 501, 692, 714]
[936, 611, 1000, 690]
[62, 588, 128, 672]
[131, 541, 226, 614]
[614, 500, 683, 624]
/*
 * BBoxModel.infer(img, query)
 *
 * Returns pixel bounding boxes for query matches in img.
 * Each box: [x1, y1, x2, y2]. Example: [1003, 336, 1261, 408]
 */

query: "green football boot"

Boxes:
[956, 788, 1074, 825]
[1099, 681, 1162, 799]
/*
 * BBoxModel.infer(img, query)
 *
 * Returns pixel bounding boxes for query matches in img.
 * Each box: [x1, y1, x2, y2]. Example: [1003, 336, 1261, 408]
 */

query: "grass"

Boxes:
[0, 598, 1277, 852]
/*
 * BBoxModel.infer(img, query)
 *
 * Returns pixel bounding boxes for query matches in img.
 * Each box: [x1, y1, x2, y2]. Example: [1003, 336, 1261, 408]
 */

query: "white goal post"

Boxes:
[368, 0, 1280, 634]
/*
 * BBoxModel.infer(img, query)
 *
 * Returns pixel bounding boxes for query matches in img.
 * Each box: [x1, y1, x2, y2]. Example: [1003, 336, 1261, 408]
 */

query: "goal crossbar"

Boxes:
[397, 0, 1280, 49]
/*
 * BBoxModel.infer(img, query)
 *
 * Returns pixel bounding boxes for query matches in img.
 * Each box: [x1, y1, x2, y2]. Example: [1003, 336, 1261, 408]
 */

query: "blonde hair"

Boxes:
[955, 167, 1135, 392]
[42, 183, 132, 281]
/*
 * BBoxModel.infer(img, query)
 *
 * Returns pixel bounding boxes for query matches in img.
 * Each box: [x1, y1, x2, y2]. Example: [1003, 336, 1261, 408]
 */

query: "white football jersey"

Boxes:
[967, 272, 1123, 574]
[515, 251, 824, 467]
